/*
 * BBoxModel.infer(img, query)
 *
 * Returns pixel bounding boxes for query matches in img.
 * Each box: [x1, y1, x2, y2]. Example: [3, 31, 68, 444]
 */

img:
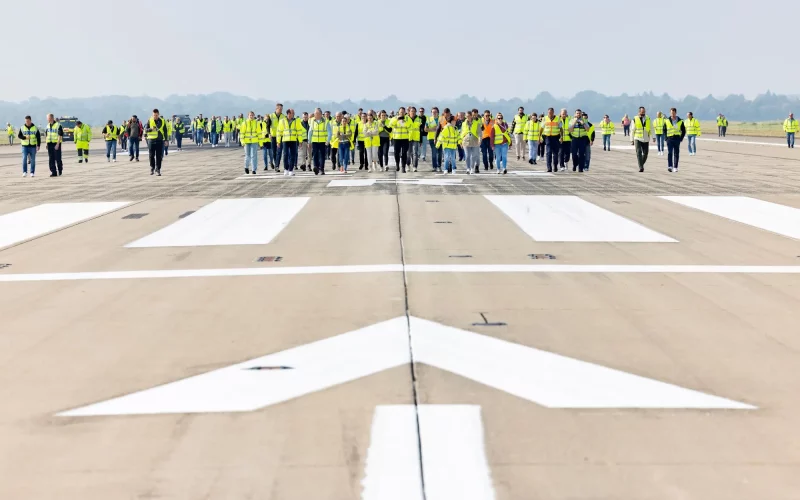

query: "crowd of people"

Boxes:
[7, 108, 800, 178]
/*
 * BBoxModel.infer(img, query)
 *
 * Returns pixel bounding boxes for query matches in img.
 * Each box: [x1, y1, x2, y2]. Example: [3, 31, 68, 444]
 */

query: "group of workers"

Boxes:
[8, 109, 800, 178]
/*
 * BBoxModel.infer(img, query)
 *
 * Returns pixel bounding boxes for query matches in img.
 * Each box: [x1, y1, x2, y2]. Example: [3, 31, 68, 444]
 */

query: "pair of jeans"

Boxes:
[129, 138, 140, 158]
[465, 146, 480, 171]
[527, 140, 537, 161]
[379, 137, 390, 167]
[442, 148, 457, 172]
[393, 139, 409, 169]
[667, 137, 681, 169]
[175, 135, 182, 149]
[480, 137, 494, 168]
[163, 141, 169, 156]
[409, 141, 419, 169]
[224, 133, 231, 147]
[571, 139, 587, 171]
[721, 126, 726, 137]
[262, 143, 274, 169]
[655, 134, 665, 152]
[457, 145, 464, 162]
[22, 145, 36, 173]
[602, 134, 611, 150]
[148, 140, 164, 171]
[338, 143, 350, 170]
[271, 137, 282, 166]
[47, 142, 63, 174]
[244, 143, 258, 171]
[635, 140, 649, 169]
[687, 135, 697, 154]
[788, 132, 796, 148]
[420, 138, 427, 159]
[195, 130, 203, 145]
[210, 132, 218, 146]
[560, 140, 572, 167]
[312, 142, 326, 171]
[8, 135, 13, 146]
[623, 124, 630, 136]
[494, 143, 509, 170]
[105, 140, 117, 159]
[282, 141, 298, 171]
[428, 139, 440, 170]
[584, 143, 592, 170]
[121, 136, 127, 150]
[544, 136, 560, 171]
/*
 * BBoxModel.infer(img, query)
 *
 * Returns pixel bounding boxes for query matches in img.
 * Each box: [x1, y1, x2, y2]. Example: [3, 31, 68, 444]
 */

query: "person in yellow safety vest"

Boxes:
[716, 114, 729, 137]
[308, 108, 329, 175]
[323, 110, 333, 161]
[460, 110, 482, 174]
[406, 106, 423, 172]
[74, 120, 92, 164]
[145, 108, 169, 175]
[541, 108, 562, 173]
[784, 112, 799, 149]
[44, 114, 64, 176]
[354, 111, 368, 171]
[568, 109, 591, 173]
[193, 115, 204, 146]
[599, 114, 615, 151]
[6, 123, 14, 146]
[269, 103, 285, 169]
[333, 114, 354, 172]
[685, 112, 701, 155]
[390, 107, 414, 173]
[18, 115, 40, 177]
[582, 112, 596, 171]
[173, 117, 186, 151]
[205, 116, 220, 148]
[558, 108, 571, 171]
[163, 118, 173, 156]
[351, 107, 363, 165]
[328, 112, 343, 171]
[523, 113, 541, 165]
[276, 108, 304, 176]
[652, 111, 667, 156]
[491, 112, 512, 174]
[511, 106, 528, 161]
[631, 106, 654, 172]
[102, 120, 119, 162]
[258, 112, 275, 172]
[664, 107, 686, 173]
[221, 116, 234, 147]
[361, 110, 382, 173]
[425, 108, 440, 171]
[436, 114, 461, 174]
[240, 111, 261, 175]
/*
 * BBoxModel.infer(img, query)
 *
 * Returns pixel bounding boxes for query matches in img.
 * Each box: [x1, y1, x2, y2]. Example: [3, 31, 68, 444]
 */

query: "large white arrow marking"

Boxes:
[362, 405, 494, 500]
[58, 317, 754, 416]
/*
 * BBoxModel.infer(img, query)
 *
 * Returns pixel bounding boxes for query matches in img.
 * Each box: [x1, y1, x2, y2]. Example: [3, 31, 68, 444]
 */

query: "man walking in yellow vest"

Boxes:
[654, 112, 666, 155]
[716, 114, 728, 137]
[74, 120, 92, 164]
[685, 112, 701, 155]
[6, 123, 14, 146]
[241, 111, 260, 175]
[145, 108, 168, 176]
[18, 116, 40, 177]
[102, 120, 119, 162]
[511, 106, 528, 160]
[630, 106, 654, 172]
[783, 112, 798, 149]
[45, 114, 64, 176]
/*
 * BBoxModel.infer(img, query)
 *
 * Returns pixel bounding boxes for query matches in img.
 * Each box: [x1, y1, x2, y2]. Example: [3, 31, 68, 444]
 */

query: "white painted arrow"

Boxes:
[362, 405, 495, 500]
[58, 316, 754, 416]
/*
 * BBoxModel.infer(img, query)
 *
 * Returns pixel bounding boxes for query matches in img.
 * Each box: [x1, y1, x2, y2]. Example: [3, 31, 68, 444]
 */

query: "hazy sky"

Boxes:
[3, 0, 796, 102]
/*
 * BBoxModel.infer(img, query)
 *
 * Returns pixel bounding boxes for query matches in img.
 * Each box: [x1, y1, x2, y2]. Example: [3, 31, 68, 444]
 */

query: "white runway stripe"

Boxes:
[0, 202, 131, 248]
[485, 195, 677, 242]
[126, 198, 309, 248]
[2, 264, 800, 282]
[662, 196, 800, 240]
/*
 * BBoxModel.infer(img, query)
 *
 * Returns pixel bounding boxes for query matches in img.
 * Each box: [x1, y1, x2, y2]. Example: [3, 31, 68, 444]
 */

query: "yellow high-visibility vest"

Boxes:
[20, 124, 38, 146]
[665, 118, 684, 137]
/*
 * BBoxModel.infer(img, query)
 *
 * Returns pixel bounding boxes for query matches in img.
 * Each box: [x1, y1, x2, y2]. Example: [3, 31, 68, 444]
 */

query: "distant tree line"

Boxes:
[2, 91, 797, 126]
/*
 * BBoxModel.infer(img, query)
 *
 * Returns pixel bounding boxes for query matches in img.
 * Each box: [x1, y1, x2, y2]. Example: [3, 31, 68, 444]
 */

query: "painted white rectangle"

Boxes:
[662, 196, 800, 240]
[485, 195, 676, 242]
[0, 202, 131, 248]
[362, 405, 495, 500]
[126, 198, 309, 248]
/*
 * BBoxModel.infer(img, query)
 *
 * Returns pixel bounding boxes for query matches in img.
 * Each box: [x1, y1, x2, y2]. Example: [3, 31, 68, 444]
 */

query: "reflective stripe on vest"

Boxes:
[560, 117, 571, 141]
[513, 114, 527, 135]
[600, 121, 614, 135]
[20, 125, 38, 146]
[241, 119, 260, 144]
[665, 118, 683, 137]
[391, 119, 410, 140]
[654, 117, 666, 132]
[633, 116, 651, 139]
[686, 118, 700, 135]
[147, 118, 167, 140]
[281, 118, 300, 141]
[523, 120, 540, 141]
[542, 117, 560, 136]
[569, 118, 588, 139]
[438, 126, 459, 149]
[46, 122, 61, 143]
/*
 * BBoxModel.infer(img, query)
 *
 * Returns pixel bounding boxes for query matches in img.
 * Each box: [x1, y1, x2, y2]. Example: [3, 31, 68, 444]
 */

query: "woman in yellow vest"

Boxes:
[523, 113, 540, 165]
[490, 113, 512, 174]
[685, 112, 701, 155]
[74, 120, 91, 163]
[436, 114, 461, 174]
[390, 108, 412, 173]
[654, 111, 666, 156]
[241, 111, 261, 175]
[362, 111, 381, 172]
[460, 111, 482, 174]
[333, 114, 354, 172]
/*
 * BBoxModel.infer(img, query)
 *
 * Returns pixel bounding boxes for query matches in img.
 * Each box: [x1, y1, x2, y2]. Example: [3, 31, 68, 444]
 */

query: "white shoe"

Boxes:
[290, 171, 295, 176]
[113, 159, 117, 163]
[496, 170, 502, 174]
[674, 167, 678, 172]
[413, 168, 418, 172]
[668, 167, 673, 172]
[107, 158, 110, 162]
[30, 173, 34, 178]
[22, 172, 27, 177]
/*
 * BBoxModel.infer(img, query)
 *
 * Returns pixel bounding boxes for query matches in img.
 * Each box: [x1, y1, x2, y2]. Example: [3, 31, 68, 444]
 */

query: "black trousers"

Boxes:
[544, 136, 560, 171]
[560, 140, 571, 167]
[331, 147, 338, 168]
[393, 139, 409, 169]
[379, 137, 390, 167]
[635, 140, 649, 169]
[480, 137, 494, 168]
[537, 140, 545, 158]
[358, 141, 367, 167]
[47, 143, 63, 175]
[149, 140, 164, 170]
[571, 138, 587, 171]
[175, 135, 182, 149]
[667, 137, 681, 169]
[312, 142, 326, 172]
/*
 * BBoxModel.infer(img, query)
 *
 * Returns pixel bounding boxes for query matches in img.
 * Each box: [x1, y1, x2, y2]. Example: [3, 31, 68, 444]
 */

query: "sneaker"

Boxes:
[516, 156, 520, 160]
[402, 168, 406, 173]
[674, 167, 679, 172]
[157, 170, 161, 176]
[150, 169, 154, 175]
[668, 167, 673, 172]
[252, 170, 257, 175]
[113, 159, 117, 163]
[50, 173, 57, 177]
[496, 170, 502, 174]
[135, 158, 140, 162]
[413, 168, 417, 172]
[503, 170, 507, 174]
[78, 160, 83, 164]
[30, 173, 34, 178]
[639, 167, 644, 172]
[107, 158, 110, 162]
[300, 165, 306, 171]
[528, 159, 534, 164]
[245, 168, 250, 174]
[85, 158, 88, 163]
[290, 171, 296, 176]
[129, 157, 134, 162]
[22, 172, 27, 177]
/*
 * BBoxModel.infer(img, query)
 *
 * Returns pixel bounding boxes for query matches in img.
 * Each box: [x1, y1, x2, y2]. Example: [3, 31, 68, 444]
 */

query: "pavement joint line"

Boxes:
[3, 264, 800, 282]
